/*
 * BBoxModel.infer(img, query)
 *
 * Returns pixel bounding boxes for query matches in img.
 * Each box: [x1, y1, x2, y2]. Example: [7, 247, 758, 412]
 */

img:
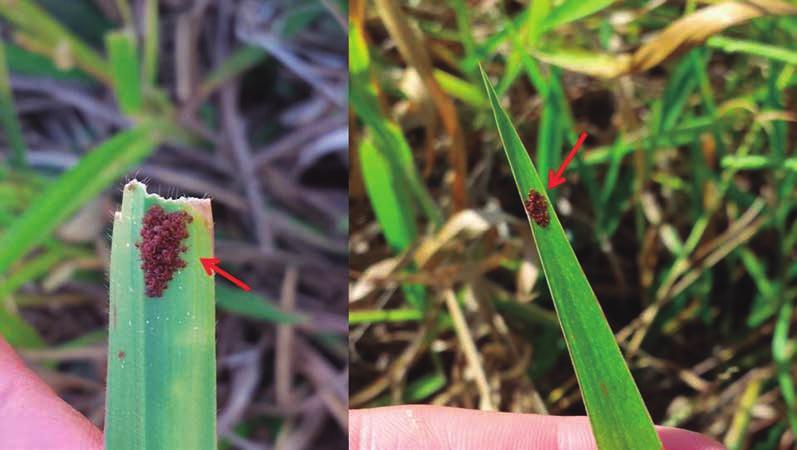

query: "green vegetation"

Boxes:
[350, 1, 797, 447]
[481, 66, 661, 449]
[105, 181, 215, 450]
[0, 1, 347, 448]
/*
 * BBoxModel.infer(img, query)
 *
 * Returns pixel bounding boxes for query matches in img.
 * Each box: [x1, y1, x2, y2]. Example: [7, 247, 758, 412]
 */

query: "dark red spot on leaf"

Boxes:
[118, 351, 125, 360]
[524, 189, 549, 227]
[136, 205, 193, 297]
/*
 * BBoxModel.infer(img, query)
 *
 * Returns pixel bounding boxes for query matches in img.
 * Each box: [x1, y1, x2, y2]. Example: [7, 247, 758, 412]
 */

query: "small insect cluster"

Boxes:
[136, 205, 193, 298]
[524, 189, 550, 227]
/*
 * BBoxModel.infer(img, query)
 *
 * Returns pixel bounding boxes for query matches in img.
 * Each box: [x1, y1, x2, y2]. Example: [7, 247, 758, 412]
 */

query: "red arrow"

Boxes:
[199, 257, 251, 291]
[547, 131, 588, 190]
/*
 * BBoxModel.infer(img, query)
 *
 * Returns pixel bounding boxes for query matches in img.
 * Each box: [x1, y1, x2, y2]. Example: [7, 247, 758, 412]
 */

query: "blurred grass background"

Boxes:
[349, 1, 797, 448]
[0, 1, 347, 449]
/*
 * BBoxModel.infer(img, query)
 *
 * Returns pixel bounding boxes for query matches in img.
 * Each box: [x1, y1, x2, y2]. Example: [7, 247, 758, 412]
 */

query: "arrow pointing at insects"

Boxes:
[547, 131, 588, 190]
[199, 257, 251, 291]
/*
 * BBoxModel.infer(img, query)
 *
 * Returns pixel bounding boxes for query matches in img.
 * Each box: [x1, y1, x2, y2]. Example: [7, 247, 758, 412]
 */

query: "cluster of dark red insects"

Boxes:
[136, 205, 193, 297]
[524, 189, 550, 228]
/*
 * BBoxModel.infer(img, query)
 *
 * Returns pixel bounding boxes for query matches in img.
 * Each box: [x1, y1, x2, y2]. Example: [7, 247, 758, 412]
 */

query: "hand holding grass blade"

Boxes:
[479, 65, 662, 450]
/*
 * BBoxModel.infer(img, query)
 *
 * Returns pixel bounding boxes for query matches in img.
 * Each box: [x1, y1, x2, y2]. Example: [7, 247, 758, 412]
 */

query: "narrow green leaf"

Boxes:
[200, 46, 267, 97]
[348, 308, 423, 325]
[724, 372, 764, 450]
[0, 124, 161, 275]
[525, 0, 551, 45]
[216, 284, 305, 325]
[359, 136, 427, 310]
[106, 30, 142, 116]
[707, 35, 797, 65]
[2, 41, 93, 82]
[657, 56, 698, 136]
[433, 69, 486, 108]
[114, 0, 133, 28]
[773, 300, 797, 435]
[0, 0, 110, 83]
[0, 40, 27, 168]
[721, 155, 773, 171]
[0, 245, 67, 301]
[536, 89, 560, 186]
[739, 248, 777, 326]
[542, 0, 616, 31]
[448, 0, 477, 79]
[0, 305, 44, 348]
[349, 24, 442, 227]
[372, 371, 446, 406]
[492, 297, 559, 330]
[105, 180, 216, 450]
[599, 134, 626, 206]
[142, 0, 159, 87]
[358, 137, 417, 252]
[480, 65, 661, 450]
[37, 0, 113, 46]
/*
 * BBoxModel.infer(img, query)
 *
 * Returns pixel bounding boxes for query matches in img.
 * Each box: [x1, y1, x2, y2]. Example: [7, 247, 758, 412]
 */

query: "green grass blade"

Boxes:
[216, 284, 305, 325]
[542, 0, 615, 31]
[0, 245, 67, 301]
[536, 89, 561, 187]
[721, 155, 797, 173]
[707, 35, 797, 65]
[773, 299, 797, 435]
[350, 24, 442, 227]
[359, 136, 427, 310]
[2, 41, 93, 82]
[433, 69, 486, 108]
[142, 0, 159, 87]
[657, 56, 698, 136]
[199, 46, 267, 97]
[448, 0, 477, 79]
[724, 372, 764, 450]
[358, 137, 417, 253]
[525, 0, 551, 45]
[372, 371, 446, 405]
[348, 308, 424, 325]
[0, 40, 27, 169]
[0, 0, 110, 83]
[0, 124, 161, 275]
[0, 306, 44, 348]
[106, 30, 142, 116]
[105, 180, 216, 450]
[480, 65, 661, 450]
[114, 0, 133, 28]
[496, 0, 551, 96]
[36, 0, 113, 45]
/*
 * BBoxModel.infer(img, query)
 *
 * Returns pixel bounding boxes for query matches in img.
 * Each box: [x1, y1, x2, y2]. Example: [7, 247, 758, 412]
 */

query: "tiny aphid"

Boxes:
[524, 189, 549, 227]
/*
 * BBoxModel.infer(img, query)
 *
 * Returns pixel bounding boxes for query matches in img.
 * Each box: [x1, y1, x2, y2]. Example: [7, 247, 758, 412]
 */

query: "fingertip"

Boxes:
[349, 405, 725, 450]
[658, 426, 727, 450]
[0, 336, 103, 450]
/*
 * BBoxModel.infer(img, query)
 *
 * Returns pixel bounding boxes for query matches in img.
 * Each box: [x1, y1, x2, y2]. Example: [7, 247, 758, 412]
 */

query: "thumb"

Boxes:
[0, 336, 103, 450]
[349, 405, 726, 450]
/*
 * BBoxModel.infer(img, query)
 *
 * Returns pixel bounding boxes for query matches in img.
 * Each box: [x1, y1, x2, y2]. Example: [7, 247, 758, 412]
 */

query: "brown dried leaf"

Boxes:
[538, 0, 797, 78]
[629, 0, 797, 73]
[412, 210, 498, 268]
